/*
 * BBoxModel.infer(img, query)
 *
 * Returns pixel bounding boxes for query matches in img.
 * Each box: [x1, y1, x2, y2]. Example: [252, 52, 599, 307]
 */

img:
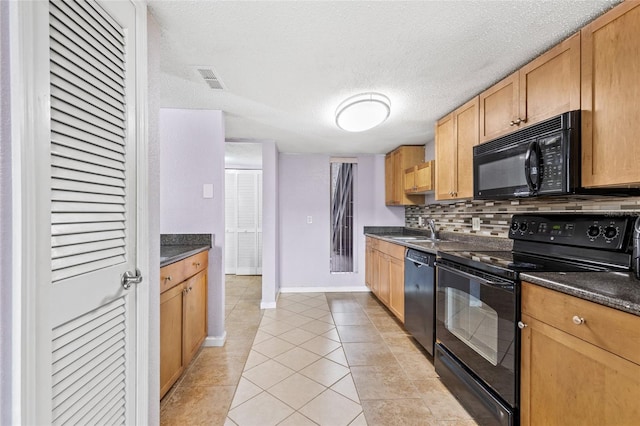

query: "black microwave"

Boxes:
[474, 111, 584, 200]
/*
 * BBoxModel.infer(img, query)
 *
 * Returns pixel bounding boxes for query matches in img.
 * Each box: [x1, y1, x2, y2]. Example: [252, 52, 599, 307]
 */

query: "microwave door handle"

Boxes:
[524, 141, 539, 193]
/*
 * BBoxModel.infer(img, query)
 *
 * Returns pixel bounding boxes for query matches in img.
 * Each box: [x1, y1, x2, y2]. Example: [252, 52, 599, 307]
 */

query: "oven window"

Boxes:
[444, 285, 498, 366]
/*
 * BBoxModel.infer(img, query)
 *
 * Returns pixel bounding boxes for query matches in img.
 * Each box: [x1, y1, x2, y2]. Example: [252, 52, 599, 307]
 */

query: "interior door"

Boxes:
[45, 1, 143, 424]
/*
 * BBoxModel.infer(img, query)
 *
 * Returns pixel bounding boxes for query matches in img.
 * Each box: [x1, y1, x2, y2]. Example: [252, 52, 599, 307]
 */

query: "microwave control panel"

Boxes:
[510, 214, 632, 250]
[537, 135, 566, 193]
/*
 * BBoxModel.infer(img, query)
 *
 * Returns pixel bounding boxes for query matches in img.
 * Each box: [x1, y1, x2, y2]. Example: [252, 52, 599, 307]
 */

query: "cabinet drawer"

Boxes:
[522, 282, 640, 365]
[184, 251, 208, 278]
[160, 251, 209, 293]
[377, 240, 405, 260]
[160, 259, 185, 293]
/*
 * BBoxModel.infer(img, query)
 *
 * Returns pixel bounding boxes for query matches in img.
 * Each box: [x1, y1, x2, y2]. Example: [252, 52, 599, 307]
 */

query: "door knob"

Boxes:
[517, 321, 527, 329]
[121, 269, 143, 290]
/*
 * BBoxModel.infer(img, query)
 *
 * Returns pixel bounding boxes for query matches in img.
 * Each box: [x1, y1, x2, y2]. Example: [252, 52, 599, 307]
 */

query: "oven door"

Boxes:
[436, 262, 519, 407]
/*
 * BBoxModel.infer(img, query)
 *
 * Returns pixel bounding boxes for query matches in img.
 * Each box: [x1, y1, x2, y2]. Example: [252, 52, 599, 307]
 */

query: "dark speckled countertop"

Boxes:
[160, 234, 212, 267]
[365, 226, 640, 317]
[521, 271, 640, 317]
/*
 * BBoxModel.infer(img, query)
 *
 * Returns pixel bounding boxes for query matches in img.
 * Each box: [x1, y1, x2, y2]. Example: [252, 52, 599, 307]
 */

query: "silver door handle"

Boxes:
[122, 269, 143, 290]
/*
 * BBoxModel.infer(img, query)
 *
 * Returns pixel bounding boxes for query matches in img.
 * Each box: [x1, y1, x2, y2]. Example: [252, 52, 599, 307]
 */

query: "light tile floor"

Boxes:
[161, 276, 477, 425]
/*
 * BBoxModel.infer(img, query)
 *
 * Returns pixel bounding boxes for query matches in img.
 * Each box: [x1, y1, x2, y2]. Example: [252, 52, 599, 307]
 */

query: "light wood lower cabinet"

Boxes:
[160, 252, 208, 399]
[520, 282, 640, 425]
[365, 237, 405, 322]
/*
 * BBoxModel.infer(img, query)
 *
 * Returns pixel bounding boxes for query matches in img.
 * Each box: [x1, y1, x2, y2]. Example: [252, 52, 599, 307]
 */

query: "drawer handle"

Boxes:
[517, 321, 527, 329]
[572, 315, 585, 325]
[165, 275, 172, 281]
[194, 262, 201, 267]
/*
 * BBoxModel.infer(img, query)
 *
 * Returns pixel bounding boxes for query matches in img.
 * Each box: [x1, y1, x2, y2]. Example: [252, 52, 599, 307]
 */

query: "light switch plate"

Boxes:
[203, 184, 214, 198]
[307, 216, 313, 224]
[472, 217, 481, 231]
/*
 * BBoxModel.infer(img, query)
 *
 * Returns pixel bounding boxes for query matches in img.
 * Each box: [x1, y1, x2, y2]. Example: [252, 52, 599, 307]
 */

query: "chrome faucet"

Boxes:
[427, 219, 437, 239]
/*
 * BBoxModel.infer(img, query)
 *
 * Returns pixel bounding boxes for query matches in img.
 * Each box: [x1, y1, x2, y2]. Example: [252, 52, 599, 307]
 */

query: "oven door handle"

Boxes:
[436, 263, 514, 289]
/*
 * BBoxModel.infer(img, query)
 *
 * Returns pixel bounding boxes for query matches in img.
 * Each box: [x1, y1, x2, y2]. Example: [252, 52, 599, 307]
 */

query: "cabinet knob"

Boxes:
[572, 315, 585, 325]
[194, 262, 201, 267]
[517, 321, 528, 329]
[166, 275, 172, 281]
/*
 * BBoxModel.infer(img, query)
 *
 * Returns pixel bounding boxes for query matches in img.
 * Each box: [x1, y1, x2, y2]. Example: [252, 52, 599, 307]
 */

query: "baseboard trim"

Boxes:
[203, 332, 227, 347]
[260, 300, 277, 309]
[280, 286, 371, 293]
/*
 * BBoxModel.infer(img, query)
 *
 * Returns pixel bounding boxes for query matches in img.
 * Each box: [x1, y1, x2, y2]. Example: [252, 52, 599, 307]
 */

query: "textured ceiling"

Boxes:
[148, 0, 617, 155]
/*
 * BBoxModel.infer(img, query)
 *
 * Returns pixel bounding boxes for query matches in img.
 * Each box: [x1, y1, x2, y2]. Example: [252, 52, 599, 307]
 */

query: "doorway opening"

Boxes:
[330, 159, 356, 273]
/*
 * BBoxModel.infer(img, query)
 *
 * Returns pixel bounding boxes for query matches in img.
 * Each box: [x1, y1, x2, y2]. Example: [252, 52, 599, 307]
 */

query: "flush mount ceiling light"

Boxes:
[335, 92, 391, 132]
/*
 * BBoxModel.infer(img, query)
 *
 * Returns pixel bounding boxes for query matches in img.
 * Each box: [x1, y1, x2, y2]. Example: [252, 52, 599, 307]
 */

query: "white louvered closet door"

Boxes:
[47, 1, 140, 424]
[225, 170, 262, 275]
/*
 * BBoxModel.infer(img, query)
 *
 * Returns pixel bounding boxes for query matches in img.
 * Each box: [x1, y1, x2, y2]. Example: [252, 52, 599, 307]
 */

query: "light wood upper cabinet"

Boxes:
[520, 282, 640, 425]
[385, 145, 425, 205]
[581, 1, 640, 188]
[435, 96, 479, 200]
[404, 161, 434, 194]
[479, 33, 580, 143]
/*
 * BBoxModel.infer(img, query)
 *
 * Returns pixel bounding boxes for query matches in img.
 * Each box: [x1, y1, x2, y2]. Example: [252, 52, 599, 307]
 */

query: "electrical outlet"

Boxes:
[472, 217, 481, 231]
[307, 216, 313, 224]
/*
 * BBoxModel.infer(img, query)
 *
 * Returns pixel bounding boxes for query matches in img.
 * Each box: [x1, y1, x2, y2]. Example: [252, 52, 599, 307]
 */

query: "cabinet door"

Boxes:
[404, 167, 416, 193]
[453, 97, 479, 199]
[388, 256, 404, 322]
[160, 284, 184, 398]
[378, 253, 390, 305]
[435, 113, 455, 200]
[392, 150, 403, 203]
[183, 270, 208, 366]
[365, 241, 373, 289]
[519, 33, 580, 128]
[384, 154, 395, 205]
[520, 313, 640, 426]
[479, 72, 519, 143]
[581, 1, 640, 188]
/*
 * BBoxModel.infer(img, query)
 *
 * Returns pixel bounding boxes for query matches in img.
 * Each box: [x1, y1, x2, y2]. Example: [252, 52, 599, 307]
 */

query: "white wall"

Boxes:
[261, 141, 280, 307]
[159, 108, 226, 342]
[146, 11, 161, 424]
[278, 153, 404, 290]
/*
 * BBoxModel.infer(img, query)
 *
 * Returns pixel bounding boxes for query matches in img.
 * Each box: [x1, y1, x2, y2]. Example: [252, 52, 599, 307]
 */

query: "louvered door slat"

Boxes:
[52, 212, 125, 224]
[52, 239, 126, 259]
[53, 346, 125, 402]
[52, 221, 125, 236]
[52, 156, 125, 180]
[52, 179, 125, 196]
[50, 31, 124, 88]
[81, 389, 125, 426]
[50, 52, 124, 102]
[52, 121, 125, 154]
[51, 82, 125, 130]
[82, 388, 125, 426]
[52, 95, 125, 136]
[52, 230, 125, 247]
[52, 297, 127, 425]
[51, 96, 124, 136]
[52, 246, 125, 270]
[50, 3, 125, 74]
[52, 143, 124, 171]
[69, 0, 124, 54]
[76, 0, 124, 41]
[52, 190, 124, 205]
[53, 327, 123, 376]
[52, 166, 125, 188]
[52, 131, 125, 163]
[52, 109, 125, 146]
[51, 73, 125, 115]
[52, 202, 125, 213]
[54, 0, 125, 65]
[51, 255, 126, 282]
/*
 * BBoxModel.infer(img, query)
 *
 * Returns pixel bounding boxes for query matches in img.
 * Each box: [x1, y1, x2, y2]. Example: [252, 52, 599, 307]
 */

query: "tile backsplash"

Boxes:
[406, 196, 640, 239]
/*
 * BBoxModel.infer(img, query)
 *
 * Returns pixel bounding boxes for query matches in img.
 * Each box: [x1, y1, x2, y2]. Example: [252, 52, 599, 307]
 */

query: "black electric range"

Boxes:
[434, 213, 637, 426]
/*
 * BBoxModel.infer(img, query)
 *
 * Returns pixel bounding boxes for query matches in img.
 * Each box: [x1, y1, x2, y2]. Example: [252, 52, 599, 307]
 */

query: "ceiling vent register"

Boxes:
[196, 67, 224, 90]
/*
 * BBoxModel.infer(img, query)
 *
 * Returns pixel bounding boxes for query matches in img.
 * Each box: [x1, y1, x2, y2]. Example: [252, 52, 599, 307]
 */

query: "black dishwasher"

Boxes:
[404, 248, 436, 356]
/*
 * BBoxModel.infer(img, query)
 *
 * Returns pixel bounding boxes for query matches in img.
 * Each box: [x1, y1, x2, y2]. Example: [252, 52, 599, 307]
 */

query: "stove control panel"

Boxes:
[510, 214, 634, 250]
